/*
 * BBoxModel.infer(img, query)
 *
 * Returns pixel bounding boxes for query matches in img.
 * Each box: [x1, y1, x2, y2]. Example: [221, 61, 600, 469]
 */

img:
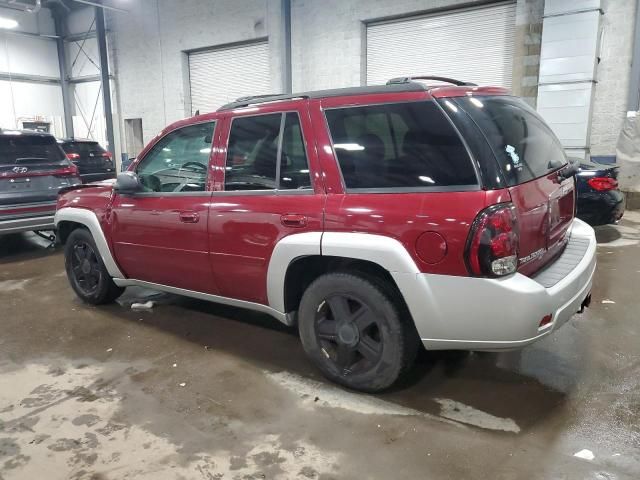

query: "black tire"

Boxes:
[64, 228, 124, 305]
[298, 272, 419, 392]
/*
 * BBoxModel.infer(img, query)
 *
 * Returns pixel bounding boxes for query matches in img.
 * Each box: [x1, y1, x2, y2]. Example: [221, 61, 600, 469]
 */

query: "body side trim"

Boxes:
[54, 207, 124, 278]
[112, 278, 288, 323]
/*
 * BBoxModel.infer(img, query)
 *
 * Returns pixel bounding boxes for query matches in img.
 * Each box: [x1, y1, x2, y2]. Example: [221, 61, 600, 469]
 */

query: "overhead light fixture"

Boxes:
[0, 17, 19, 30]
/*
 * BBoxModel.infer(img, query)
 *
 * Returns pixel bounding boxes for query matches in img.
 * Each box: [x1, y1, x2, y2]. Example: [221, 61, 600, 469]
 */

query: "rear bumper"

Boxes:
[576, 190, 625, 226]
[0, 213, 56, 234]
[0, 201, 57, 234]
[395, 218, 597, 350]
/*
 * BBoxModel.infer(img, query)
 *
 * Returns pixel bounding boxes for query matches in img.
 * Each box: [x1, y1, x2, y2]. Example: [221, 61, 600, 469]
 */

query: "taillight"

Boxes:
[54, 164, 79, 177]
[66, 152, 80, 162]
[101, 151, 113, 161]
[465, 203, 519, 277]
[587, 177, 618, 191]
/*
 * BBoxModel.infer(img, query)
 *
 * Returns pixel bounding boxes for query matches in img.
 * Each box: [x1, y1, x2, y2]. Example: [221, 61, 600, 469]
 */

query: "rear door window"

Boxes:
[0, 135, 66, 167]
[324, 101, 477, 190]
[448, 96, 567, 186]
[225, 112, 312, 191]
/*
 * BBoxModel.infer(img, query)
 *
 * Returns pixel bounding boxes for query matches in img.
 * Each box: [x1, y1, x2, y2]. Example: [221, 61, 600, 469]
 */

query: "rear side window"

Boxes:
[449, 96, 567, 186]
[61, 141, 106, 157]
[324, 101, 477, 190]
[225, 112, 312, 191]
[0, 135, 65, 166]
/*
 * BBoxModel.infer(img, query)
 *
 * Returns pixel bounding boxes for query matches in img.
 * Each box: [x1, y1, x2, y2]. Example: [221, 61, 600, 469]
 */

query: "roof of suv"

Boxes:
[0, 129, 56, 138]
[217, 77, 510, 111]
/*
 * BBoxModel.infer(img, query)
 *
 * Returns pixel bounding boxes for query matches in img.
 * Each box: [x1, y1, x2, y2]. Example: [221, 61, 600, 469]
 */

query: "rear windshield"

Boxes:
[0, 135, 66, 166]
[325, 101, 477, 190]
[61, 141, 106, 156]
[449, 96, 567, 186]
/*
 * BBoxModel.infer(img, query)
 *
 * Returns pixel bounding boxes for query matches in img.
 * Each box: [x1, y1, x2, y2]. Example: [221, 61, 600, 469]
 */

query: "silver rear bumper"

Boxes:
[395, 218, 597, 351]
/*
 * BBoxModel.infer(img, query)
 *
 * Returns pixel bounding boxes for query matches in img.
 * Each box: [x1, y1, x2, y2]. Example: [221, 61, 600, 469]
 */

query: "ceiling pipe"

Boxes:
[71, 0, 127, 13]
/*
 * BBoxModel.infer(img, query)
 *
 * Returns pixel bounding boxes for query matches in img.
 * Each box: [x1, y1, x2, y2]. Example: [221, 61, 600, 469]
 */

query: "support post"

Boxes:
[96, 6, 115, 157]
[53, 10, 74, 138]
[282, 0, 292, 94]
[628, 0, 640, 112]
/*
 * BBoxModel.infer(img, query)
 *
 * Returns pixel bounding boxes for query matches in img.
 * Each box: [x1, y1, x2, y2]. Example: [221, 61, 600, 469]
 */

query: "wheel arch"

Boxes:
[54, 207, 124, 278]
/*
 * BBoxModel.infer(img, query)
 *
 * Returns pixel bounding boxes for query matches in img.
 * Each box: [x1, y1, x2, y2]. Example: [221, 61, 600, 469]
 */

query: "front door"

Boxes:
[208, 108, 325, 305]
[110, 121, 219, 294]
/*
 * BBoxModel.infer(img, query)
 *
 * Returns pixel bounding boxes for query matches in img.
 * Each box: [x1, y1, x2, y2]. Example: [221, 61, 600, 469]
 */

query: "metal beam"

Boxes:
[64, 31, 98, 43]
[282, 0, 292, 94]
[72, 0, 127, 13]
[0, 72, 59, 84]
[69, 74, 113, 84]
[628, 0, 640, 111]
[0, 29, 58, 40]
[95, 6, 115, 157]
[53, 9, 74, 138]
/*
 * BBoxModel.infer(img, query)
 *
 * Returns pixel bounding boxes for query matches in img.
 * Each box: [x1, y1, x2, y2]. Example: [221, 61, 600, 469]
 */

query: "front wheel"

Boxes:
[64, 228, 124, 305]
[298, 272, 418, 392]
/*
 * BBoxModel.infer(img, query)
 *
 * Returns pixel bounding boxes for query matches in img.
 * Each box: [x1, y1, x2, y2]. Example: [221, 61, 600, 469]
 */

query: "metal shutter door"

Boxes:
[366, 2, 517, 88]
[189, 41, 270, 114]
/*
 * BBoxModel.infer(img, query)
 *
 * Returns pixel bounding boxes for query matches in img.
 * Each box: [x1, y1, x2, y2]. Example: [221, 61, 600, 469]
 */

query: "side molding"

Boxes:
[54, 207, 125, 278]
[113, 278, 288, 324]
[266, 231, 322, 313]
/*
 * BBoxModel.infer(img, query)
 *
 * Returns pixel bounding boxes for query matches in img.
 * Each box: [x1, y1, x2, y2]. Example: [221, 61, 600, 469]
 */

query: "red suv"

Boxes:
[55, 77, 596, 392]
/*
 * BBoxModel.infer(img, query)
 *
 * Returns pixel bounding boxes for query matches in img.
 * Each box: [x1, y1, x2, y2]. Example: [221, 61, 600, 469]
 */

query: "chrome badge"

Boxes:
[12, 166, 28, 174]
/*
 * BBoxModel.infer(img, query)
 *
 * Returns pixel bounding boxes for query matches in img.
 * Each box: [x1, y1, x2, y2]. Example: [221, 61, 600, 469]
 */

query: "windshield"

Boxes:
[0, 135, 66, 167]
[448, 96, 567, 186]
[61, 141, 107, 157]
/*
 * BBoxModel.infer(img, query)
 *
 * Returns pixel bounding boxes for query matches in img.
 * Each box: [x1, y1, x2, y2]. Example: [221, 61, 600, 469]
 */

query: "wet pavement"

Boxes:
[0, 214, 639, 479]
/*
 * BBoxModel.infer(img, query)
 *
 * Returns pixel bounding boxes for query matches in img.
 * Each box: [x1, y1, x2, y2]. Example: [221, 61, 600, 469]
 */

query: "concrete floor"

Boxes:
[0, 214, 639, 480]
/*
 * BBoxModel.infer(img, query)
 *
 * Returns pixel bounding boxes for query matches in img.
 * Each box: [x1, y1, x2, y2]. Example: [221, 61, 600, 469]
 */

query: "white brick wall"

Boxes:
[107, 0, 283, 146]
[290, 0, 496, 91]
[590, 0, 637, 156]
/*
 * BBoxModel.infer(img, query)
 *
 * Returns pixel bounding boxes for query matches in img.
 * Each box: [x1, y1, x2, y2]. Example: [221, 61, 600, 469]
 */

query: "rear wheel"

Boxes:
[298, 272, 418, 392]
[64, 228, 124, 305]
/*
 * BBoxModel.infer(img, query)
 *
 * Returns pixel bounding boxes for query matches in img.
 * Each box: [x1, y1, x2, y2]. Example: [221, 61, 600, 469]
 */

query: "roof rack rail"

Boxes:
[386, 76, 477, 87]
[218, 93, 308, 111]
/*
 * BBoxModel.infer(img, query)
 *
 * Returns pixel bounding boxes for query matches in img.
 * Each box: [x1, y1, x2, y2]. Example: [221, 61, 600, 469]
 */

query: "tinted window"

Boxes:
[61, 141, 107, 157]
[325, 102, 477, 190]
[225, 114, 281, 190]
[225, 113, 312, 191]
[136, 122, 214, 193]
[451, 96, 567, 186]
[0, 135, 66, 167]
[280, 113, 312, 190]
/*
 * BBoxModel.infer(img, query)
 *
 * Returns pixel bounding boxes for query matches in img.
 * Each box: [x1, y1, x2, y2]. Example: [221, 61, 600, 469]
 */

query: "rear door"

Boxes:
[207, 105, 325, 305]
[448, 96, 574, 275]
[0, 133, 78, 208]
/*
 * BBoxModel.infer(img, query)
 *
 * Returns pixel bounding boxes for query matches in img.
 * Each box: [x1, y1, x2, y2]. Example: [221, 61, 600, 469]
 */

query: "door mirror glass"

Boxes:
[114, 171, 141, 194]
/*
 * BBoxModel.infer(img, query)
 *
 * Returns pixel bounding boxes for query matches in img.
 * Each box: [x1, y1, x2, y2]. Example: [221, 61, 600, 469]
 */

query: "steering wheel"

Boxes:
[180, 162, 207, 172]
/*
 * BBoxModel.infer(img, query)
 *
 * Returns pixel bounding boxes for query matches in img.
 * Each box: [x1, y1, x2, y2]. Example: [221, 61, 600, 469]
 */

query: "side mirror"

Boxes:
[114, 171, 141, 194]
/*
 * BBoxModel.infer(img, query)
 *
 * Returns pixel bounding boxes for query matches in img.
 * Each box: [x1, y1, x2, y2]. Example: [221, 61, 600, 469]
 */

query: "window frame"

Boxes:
[132, 119, 217, 197]
[322, 99, 482, 194]
[218, 110, 314, 196]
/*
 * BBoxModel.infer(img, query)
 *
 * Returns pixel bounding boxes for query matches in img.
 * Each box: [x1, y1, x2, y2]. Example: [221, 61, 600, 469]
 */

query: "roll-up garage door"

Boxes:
[188, 41, 270, 114]
[366, 2, 517, 88]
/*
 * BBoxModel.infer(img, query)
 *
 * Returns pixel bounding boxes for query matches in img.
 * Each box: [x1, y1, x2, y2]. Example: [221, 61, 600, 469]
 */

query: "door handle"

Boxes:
[179, 211, 200, 223]
[281, 214, 307, 228]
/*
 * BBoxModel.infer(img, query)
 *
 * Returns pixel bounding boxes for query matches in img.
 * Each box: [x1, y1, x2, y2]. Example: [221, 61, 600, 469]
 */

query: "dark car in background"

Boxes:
[575, 160, 625, 226]
[1, 129, 81, 235]
[58, 138, 116, 183]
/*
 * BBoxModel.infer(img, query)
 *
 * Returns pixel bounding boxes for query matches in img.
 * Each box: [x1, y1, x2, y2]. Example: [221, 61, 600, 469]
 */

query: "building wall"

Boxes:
[590, 0, 637, 156]
[290, 0, 543, 94]
[0, 6, 65, 135]
[107, 0, 284, 147]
